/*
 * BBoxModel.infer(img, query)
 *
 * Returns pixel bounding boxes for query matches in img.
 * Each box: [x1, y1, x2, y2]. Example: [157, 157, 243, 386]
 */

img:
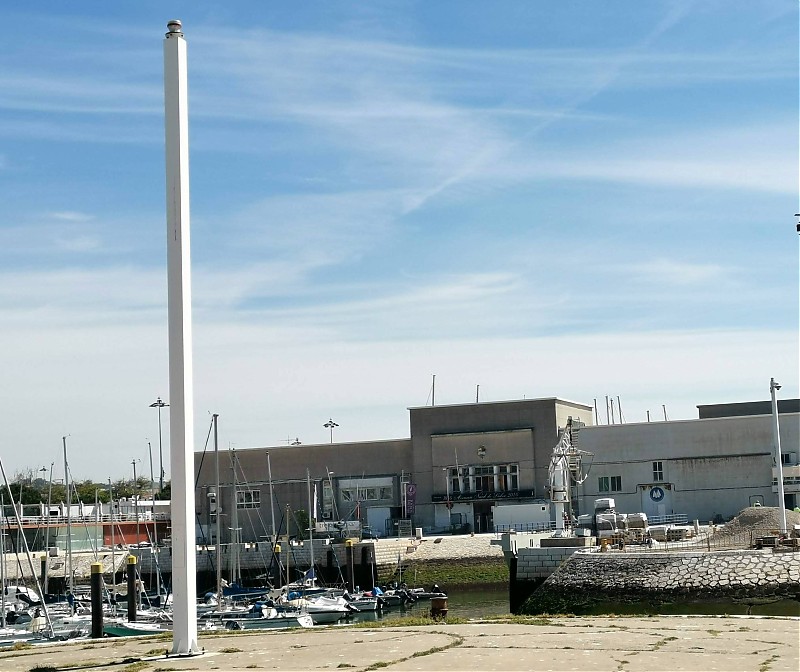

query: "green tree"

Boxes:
[293, 509, 309, 540]
[73, 480, 110, 504]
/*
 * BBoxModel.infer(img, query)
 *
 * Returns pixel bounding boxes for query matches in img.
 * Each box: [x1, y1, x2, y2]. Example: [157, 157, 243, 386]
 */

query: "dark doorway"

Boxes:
[473, 501, 494, 533]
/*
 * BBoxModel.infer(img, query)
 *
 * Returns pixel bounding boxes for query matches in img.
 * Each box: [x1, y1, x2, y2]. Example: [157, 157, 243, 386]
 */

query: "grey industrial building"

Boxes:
[194, 396, 799, 544]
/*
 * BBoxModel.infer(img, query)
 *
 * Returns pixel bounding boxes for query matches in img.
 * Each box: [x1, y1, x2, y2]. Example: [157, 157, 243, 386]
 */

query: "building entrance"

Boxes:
[473, 501, 494, 533]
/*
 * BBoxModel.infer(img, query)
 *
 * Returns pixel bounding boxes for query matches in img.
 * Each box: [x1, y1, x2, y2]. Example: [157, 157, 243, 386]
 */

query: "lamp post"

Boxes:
[770, 377, 787, 535]
[149, 397, 169, 492]
[324, 419, 339, 444]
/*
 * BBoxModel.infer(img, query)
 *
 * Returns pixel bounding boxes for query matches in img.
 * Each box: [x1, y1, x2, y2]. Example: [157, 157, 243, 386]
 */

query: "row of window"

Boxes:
[598, 462, 664, 493]
[341, 486, 393, 502]
[448, 464, 519, 494]
[230, 458, 708, 504]
[236, 490, 261, 509]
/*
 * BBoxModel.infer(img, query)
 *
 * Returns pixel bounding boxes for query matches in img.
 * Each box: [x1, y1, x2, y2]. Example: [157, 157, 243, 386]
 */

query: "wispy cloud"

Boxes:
[623, 259, 728, 287]
[49, 211, 95, 222]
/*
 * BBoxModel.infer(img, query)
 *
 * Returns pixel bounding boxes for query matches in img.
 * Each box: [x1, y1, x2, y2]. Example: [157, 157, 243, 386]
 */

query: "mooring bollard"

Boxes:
[91, 562, 104, 638]
[430, 596, 448, 621]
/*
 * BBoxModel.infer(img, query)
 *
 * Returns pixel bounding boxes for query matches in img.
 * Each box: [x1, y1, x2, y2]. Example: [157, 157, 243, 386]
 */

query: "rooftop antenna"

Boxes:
[662, 404, 669, 421]
[617, 396, 625, 424]
[593, 399, 599, 425]
[476, 384, 480, 403]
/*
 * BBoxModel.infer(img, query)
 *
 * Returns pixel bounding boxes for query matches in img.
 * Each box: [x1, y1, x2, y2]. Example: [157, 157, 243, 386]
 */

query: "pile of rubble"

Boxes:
[712, 506, 800, 540]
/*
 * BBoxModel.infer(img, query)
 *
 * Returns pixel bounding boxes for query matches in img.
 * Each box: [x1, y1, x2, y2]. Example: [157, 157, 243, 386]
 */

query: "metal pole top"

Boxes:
[166, 20, 183, 36]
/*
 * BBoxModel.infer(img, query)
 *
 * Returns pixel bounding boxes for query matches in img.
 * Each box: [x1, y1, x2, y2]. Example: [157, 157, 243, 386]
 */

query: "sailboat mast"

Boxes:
[285, 503, 291, 587]
[108, 479, 116, 606]
[266, 452, 276, 542]
[230, 448, 239, 586]
[213, 414, 222, 603]
[0, 459, 55, 638]
[306, 469, 315, 580]
[43, 462, 53, 595]
[1, 492, 5, 628]
[63, 436, 72, 598]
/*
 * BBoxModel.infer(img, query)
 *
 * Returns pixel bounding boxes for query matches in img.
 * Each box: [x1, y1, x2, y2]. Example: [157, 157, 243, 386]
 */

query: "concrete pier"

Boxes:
[0, 616, 797, 671]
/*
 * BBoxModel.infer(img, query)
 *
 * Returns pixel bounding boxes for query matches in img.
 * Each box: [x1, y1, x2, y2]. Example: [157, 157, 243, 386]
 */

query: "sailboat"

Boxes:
[0, 457, 89, 644]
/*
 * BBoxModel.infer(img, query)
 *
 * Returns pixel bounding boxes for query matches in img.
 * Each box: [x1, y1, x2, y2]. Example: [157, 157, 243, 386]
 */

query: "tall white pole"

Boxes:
[213, 414, 222, 604]
[63, 436, 72, 600]
[267, 452, 276, 541]
[163, 18, 199, 655]
[770, 378, 787, 535]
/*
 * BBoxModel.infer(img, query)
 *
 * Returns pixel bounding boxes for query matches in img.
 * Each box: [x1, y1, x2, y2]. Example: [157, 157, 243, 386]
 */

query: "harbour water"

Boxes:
[347, 586, 509, 624]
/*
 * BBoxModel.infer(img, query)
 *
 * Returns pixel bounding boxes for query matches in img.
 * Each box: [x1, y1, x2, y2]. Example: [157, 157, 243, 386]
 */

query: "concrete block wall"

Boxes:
[515, 547, 587, 580]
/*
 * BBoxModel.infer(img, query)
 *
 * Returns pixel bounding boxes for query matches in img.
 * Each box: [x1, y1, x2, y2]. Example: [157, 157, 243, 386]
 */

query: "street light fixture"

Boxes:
[770, 378, 787, 535]
[323, 419, 339, 444]
[149, 397, 169, 492]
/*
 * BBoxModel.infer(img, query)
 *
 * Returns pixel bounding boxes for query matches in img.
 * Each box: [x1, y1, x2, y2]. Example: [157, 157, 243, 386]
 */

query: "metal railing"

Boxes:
[648, 513, 689, 525]
[1, 513, 168, 526]
[493, 521, 556, 534]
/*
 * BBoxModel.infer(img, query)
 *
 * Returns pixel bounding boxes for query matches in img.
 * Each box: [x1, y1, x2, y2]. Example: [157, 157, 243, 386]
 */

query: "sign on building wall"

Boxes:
[431, 489, 535, 502]
[404, 483, 417, 516]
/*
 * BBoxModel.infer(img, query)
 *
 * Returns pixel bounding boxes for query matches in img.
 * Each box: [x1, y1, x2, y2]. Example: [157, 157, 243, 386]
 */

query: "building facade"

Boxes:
[574, 401, 800, 524]
[193, 396, 798, 543]
[193, 397, 593, 543]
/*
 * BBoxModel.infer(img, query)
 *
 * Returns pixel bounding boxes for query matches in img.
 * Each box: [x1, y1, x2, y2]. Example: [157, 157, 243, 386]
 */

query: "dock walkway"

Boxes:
[1, 615, 797, 671]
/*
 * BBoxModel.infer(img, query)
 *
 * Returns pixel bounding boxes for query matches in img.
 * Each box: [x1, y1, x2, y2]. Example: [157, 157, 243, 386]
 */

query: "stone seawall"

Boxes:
[520, 549, 800, 615]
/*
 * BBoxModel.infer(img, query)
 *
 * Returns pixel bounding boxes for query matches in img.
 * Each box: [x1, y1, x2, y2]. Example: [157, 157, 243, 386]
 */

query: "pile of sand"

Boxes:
[712, 506, 800, 539]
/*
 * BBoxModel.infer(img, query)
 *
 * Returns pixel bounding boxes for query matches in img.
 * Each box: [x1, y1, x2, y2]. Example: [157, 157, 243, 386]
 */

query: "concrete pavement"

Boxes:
[0, 615, 797, 672]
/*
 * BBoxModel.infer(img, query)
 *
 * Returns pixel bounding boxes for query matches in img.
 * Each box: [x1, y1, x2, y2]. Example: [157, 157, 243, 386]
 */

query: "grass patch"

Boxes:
[219, 647, 243, 653]
[145, 648, 167, 656]
[362, 631, 464, 671]
[349, 615, 467, 628]
[29, 667, 58, 672]
[652, 636, 678, 651]
[707, 630, 721, 637]
[122, 662, 150, 672]
[12, 642, 33, 651]
[378, 558, 508, 587]
[480, 615, 553, 626]
[336, 665, 355, 669]
[759, 654, 780, 672]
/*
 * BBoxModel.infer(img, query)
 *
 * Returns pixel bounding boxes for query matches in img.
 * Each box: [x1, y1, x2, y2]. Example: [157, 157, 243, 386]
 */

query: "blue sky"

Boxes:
[0, 2, 797, 481]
